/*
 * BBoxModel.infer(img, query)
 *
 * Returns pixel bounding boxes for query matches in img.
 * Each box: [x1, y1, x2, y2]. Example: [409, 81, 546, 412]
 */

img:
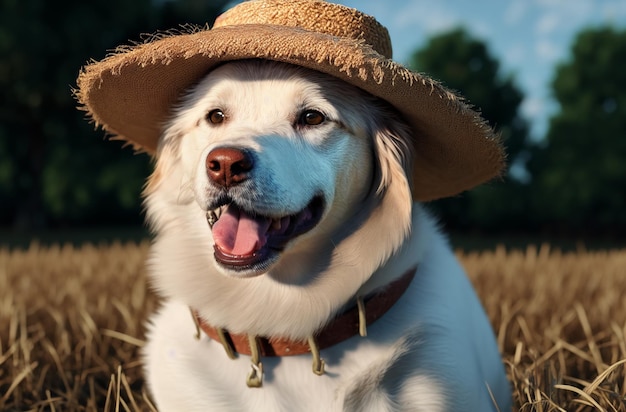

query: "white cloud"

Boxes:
[521, 97, 552, 141]
[502, 44, 527, 67]
[521, 97, 544, 118]
[535, 39, 561, 61]
[533, 0, 594, 23]
[535, 13, 560, 35]
[600, 2, 626, 23]
[470, 20, 494, 39]
[505, 0, 529, 25]
[392, 3, 459, 33]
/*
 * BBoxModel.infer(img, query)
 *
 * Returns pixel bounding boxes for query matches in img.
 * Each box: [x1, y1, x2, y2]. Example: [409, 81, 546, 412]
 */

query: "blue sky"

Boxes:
[329, 1, 626, 141]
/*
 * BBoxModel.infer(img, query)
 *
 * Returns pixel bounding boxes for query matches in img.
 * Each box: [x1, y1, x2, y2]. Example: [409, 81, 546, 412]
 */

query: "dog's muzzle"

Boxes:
[204, 147, 325, 274]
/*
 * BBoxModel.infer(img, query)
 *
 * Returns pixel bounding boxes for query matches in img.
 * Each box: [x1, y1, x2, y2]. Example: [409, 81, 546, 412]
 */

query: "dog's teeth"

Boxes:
[206, 210, 218, 227]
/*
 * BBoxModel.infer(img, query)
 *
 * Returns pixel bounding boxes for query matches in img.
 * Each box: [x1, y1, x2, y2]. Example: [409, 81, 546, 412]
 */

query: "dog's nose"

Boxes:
[206, 147, 253, 188]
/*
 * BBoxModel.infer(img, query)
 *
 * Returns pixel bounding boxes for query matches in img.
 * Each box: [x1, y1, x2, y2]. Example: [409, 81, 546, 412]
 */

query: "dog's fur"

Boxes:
[142, 60, 511, 411]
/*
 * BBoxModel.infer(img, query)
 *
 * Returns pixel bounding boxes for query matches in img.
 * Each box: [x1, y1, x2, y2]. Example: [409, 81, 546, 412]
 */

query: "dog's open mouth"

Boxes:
[208, 196, 324, 272]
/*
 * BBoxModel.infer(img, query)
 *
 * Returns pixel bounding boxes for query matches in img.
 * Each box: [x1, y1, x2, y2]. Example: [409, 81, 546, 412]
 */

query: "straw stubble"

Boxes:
[1, 242, 625, 411]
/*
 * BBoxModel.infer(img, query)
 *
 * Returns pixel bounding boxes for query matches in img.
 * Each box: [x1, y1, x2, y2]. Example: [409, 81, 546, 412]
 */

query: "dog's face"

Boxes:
[145, 61, 414, 330]
[179, 61, 377, 277]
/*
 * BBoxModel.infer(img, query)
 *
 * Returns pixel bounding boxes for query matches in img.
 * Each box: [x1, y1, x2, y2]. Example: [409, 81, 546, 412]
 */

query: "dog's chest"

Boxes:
[145, 300, 406, 411]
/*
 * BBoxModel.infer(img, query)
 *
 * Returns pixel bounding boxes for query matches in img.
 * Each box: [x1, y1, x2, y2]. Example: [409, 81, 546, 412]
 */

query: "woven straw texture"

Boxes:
[75, 0, 505, 201]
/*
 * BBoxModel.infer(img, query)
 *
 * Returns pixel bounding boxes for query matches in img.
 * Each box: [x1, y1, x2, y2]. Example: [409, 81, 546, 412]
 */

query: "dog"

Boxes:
[140, 59, 511, 411]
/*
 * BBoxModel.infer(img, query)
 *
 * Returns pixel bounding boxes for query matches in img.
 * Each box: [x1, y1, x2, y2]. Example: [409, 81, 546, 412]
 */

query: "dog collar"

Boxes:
[191, 266, 416, 387]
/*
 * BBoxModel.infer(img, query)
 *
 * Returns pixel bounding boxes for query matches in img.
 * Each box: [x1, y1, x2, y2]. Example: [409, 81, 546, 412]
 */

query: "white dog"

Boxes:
[75, 1, 512, 410]
[141, 60, 511, 411]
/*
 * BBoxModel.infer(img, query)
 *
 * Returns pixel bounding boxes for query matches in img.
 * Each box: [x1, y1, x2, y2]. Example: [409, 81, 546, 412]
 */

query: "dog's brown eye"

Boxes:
[299, 110, 325, 126]
[207, 109, 225, 125]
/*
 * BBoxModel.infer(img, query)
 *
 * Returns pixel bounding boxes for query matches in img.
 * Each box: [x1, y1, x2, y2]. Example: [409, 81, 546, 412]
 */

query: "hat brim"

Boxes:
[76, 24, 504, 201]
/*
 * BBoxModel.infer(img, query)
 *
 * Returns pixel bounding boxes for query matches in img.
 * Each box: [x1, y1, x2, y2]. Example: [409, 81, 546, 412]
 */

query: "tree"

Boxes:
[408, 28, 531, 233]
[528, 27, 626, 234]
[410, 28, 529, 166]
[0, 0, 229, 229]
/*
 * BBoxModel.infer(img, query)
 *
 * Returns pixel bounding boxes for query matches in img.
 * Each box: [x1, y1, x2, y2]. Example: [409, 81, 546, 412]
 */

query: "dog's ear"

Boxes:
[372, 114, 413, 198]
[355, 114, 413, 262]
[143, 133, 182, 197]
[371, 114, 414, 238]
[144, 157, 164, 197]
[142, 132, 193, 233]
[143, 148, 169, 197]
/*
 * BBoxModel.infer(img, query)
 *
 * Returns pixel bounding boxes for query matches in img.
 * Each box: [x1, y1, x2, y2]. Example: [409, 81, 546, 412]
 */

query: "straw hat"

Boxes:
[76, 0, 504, 201]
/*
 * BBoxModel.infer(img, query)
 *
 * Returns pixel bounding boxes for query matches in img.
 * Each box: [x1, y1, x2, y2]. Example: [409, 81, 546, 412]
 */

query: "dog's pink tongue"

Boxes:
[212, 205, 271, 255]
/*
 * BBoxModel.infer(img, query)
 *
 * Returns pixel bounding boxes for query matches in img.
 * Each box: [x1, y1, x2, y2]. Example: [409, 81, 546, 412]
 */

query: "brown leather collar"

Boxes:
[192, 266, 416, 357]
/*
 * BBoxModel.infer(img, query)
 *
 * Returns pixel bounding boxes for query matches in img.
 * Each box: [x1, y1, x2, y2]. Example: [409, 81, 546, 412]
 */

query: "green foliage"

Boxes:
[410, 26, 626, 235]
[0, 0, 228, 229]
[410, 28, 529, 164]
[2, 4, 624, 237]
[409, 28, 532, 232]
[528, 27, 626, 233]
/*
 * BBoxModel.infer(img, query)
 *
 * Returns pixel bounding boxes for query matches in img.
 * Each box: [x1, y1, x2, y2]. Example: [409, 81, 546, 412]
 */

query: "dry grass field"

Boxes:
[1, 241, 626, 411]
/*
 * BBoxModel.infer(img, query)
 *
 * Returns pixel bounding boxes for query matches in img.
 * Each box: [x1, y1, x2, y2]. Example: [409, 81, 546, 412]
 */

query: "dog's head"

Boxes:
[144, 60, 414, 331]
